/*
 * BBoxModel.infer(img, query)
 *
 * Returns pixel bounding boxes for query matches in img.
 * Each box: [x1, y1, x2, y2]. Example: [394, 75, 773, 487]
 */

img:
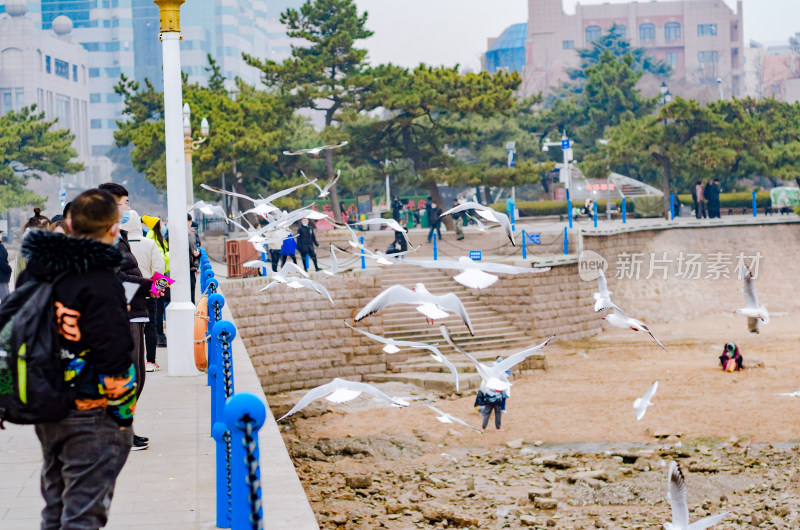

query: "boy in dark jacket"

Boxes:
[297, 219, 321, 272]
[18, 189, 137, 529]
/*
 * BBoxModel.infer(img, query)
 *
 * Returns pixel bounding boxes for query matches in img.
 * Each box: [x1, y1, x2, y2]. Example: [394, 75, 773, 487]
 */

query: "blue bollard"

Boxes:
[593, 201, 598, 227]
[202, 269, 215, 293]
[225, 393, 267, 530]
[211, 421, 231, 528]
[522, 229, 527, 260]
[507, 199, 515, 232]
[670, 193, 675, 220]
[433, 232, 438, 261]
[360, 236, 365, 269]
[752, 191, 757, 217]
[210, 320, 237, 431]
[205, 277, 218, 296]
[207, 293, 225, 386]
[563, 227, 568, 255]
[622, 197, 627, 224]
[566, 188, 573, 229]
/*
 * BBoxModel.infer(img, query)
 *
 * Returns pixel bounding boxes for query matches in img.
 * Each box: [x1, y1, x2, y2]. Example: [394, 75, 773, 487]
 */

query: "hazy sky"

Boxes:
[355, 0, 799, 71]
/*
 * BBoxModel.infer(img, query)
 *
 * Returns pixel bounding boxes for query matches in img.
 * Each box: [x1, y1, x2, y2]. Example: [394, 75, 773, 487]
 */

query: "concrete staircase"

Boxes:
[360, 264, 546, 393]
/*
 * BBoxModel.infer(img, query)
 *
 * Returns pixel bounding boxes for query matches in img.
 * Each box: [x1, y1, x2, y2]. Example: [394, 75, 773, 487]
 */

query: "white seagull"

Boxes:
[776, 386, 800, 397]
[282, 140, 349, 157]
[301, 169, 341, 198]
[603, 306, 667, 351]
[345, 322, 460, 391]
[200, 180, 317, 213]
[258, 262, 308, 291]
[441, 325, 552, 392]
[404, 256, 550, 290]
[440, 201, 516, 246]
[664, 461, 728, 529]
[323, 245, 340, 277]
[243, 259, 271, 269]
[633, 381, 658, 421]
[425, 404, 481, 433]
[189, 200, 226, 218]
[593, 269, 615, 312]
[733, 266, 769, 334]
[264, 276, 334, 304]
[277, 378, 409, 421]
[355, 284, 474, 335]
[357, 217, 407, 233]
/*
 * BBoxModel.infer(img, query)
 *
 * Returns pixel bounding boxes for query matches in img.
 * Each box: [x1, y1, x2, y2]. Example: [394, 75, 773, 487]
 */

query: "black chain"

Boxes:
[223, 430, 232, 519]
[241, 416, 263, 530]
[207, 281, 217, 295]
[212, 301, 222, 325]
[220, 331, 233, 399]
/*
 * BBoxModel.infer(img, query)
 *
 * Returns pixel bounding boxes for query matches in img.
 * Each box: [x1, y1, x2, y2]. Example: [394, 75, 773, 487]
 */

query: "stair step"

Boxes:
[362, 372, 480, 393]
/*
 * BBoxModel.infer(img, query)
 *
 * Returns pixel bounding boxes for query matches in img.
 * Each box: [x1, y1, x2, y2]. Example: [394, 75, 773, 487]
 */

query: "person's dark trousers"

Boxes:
[36, 408, 132, 530]
[269, 250, 281, 272]
[299, 249, 320, 272]
[189, 270, 196, 304]
[130, 322, 146, 397]
[280, 254, 297, 268]
[482, 401, 502, 430]
[427, 224, 441, 242]
[694, 200, 703, 219]
[144, 298, 157, 364]
[155, 289, 169, 344]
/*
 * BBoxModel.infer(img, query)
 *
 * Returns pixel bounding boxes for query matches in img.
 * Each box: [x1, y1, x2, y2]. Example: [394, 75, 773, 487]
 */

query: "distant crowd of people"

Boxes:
[692, 179, 722, 219]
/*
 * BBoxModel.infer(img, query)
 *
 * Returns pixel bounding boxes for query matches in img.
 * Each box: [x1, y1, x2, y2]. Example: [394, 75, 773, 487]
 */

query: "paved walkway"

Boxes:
[0, 295, 318, 529]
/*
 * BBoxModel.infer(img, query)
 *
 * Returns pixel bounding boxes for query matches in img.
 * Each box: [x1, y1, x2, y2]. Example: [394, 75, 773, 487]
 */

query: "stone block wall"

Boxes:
[474, 262, 604, 341]
[221, 272, 388, 394]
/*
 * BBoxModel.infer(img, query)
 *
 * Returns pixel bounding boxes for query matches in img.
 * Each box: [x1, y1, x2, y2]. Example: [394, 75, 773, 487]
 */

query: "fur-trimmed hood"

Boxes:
[20, 229, 122, 278]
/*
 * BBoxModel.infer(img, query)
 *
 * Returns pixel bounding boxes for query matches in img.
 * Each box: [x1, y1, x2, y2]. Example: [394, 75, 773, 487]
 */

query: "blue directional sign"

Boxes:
[469, 250, 482, 261]
[561, 138, 570, 150]
[528, 232, 541, 245]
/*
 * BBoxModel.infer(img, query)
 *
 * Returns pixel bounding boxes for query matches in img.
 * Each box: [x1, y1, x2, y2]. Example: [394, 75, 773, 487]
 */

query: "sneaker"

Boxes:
[156, 336, 167, 347]
[146, 362, 160, 372]
[132, 435, 149, 451]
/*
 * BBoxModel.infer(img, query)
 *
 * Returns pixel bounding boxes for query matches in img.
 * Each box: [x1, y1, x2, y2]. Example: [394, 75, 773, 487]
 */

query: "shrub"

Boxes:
[490, 198, 635, 217]
[677, 191, 770, 209]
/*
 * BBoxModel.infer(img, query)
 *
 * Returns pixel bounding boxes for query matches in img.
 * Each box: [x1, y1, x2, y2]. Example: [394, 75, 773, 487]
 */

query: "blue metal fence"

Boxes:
[198, 248, 266, 529]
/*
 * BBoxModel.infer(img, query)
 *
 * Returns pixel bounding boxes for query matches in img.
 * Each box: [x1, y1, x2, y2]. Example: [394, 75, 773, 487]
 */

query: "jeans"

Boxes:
[36, 408, 132, 530]
[427, 223, 441, 242]
[299, 249, 319, 271]
[130, 322, 145, 397]
[482, 401, 503, 430]
[189, 270, 197, 305]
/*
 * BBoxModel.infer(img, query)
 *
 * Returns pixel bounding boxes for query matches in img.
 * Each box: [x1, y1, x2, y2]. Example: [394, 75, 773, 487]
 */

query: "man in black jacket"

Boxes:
[297, 218, 321, 272]
[19, 189, 137, 529]
[0, 229, 10, 302]
[99, 182, 156, 451]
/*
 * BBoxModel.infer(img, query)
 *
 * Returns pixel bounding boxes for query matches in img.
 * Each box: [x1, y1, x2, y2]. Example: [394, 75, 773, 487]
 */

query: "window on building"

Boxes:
[665, 22, 681, 41]
[1, 92, 12, 115]
[81, 42, 101, 52]
[72, 65, 78, 82]
[613, 25, 627, 39]
[639, 24, 655, 42]
[37, 88, 44, 109]
[91, 119, 102, 129]
[56, 95, 70, 129]
[105, 93, 122, 103]
[665, 52, 679, 66]
[698, 50, 719, 63]
[698, 24, 717, 37]
[90, 93, 101, 103]
[563, 40, 575, 50]
[89, 68, 100, 78]
[16, 90, 23, 110]
[111, 17, 119, 27]
[105, 41, 120, 52]
[54, 59, 69, 79]
[45, 55, 51, 74]
[732, 47, 739, 69]
[103, 19, 110, 28]
[585, 25, 601, 43]
[104, 67, 121, 77]
[106, 120, 117, 129]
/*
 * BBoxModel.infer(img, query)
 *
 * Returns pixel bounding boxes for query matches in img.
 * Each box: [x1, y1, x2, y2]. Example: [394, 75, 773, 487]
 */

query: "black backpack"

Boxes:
[0, 273, 78, 427]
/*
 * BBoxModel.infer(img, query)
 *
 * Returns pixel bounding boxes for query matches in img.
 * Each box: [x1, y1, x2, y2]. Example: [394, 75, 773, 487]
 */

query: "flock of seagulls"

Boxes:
[194, 142, 788, 527]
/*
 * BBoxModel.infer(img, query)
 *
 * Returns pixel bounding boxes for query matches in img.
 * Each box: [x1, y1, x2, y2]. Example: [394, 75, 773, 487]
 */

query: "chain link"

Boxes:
[212, 301, 222, 324]
[223, 430, 232, 519]
[220, 331, 233, 399]
[207, 281, 217, 295]
[241, 416, 263, 530]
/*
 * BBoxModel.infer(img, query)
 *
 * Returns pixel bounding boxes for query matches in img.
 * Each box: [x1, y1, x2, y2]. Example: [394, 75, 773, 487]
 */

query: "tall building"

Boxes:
[0, 1, 94, 189]
[486, 23, 527, 74]
[491, 0, 744, 98]
[744, 38, 800, 101]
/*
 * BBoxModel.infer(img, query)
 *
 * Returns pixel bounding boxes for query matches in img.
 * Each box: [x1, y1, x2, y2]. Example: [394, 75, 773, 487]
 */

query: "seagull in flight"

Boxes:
[603, 306, 667, 351]
[258, 262, 308, 289]
[323, 245, 340, 277]
[776, 386, 800, 397]
[440, 201, 516, 246]
[277, 378, 409, 421]
[425, 404, 481, 433]
[404, 256, 550, 290]
[345, 322, 460, 391]
[733, 266, 769, 334]
[633, 381, 658, 421]
[593, 269, 615, 312]
[283, 140, 349, 157]
[664, 461, 728, 529]
[355, 284, 474, 335]
[200, 179, 316, 214]
[441, 325, 552, 392]
[301, 169, 340, 198]
[263, 276, 334, 304]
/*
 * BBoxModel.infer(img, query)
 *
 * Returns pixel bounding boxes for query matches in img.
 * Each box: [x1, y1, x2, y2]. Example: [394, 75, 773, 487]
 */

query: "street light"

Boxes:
[154, 0, 198, 376]
[182, 102, 210, 210]
[542, 133, 574, 228]
[660, 82, 673, 221]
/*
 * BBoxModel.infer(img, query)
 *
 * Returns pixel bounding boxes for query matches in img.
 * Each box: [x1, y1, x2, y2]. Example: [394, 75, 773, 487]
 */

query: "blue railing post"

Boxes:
[752, 191, 757, 217]
[622, 197, 627, 224]
[210, 320, 236, 430]
[360, 236, 365, 269]
[563, 227, 568, 255]
[207, 293, 225, 387]
[670, 193, 675, 220]
[566, 188, 573, 229]
[211, 422, 231, 528]
[202, 269, 215, 294]
[433, 231, 438, 261]
[593, 201, 598, 227]
[522, 229, 527, 260]
[261, 251, 268, 277]
[225, 393, 267, 530]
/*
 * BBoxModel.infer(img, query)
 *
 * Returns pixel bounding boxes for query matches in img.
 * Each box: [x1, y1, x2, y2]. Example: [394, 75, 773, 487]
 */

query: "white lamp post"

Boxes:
[182, 102, 209, 211]
[542, 133, 575, 228]
[154, 0, 199, 376]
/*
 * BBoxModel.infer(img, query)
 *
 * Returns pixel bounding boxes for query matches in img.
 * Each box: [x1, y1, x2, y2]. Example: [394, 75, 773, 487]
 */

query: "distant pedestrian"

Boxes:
[706, 180, 721, 218]
[142, 215, 169, 350]
[23, 207, 50, 231]
[0, 229, 10, 303]
[188, 214, 201, 303]
[280, 231, 298, 267]
[297, 218, 321, 272]
[451, 199, 464, 240]
[19, 188, 137, 529]
[391, 196, 404, 223]
[719, 342, 743, 371]
[481, 386, 506, 431]
[693, 181, 707, 219]
[427, 201, 442, 243]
